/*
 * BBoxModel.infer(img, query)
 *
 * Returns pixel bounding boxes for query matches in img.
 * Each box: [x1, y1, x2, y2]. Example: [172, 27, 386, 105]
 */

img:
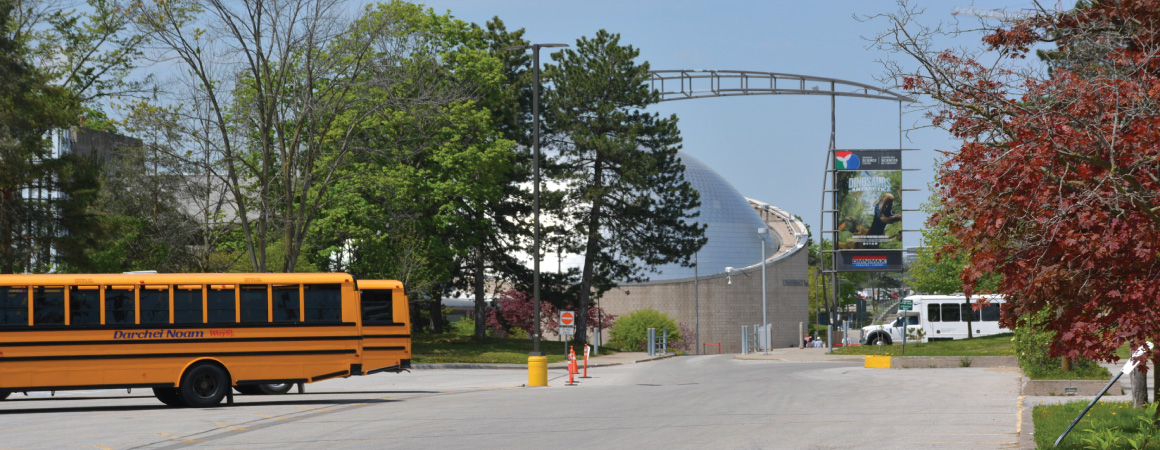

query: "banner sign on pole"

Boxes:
[833, 150, 905, 271]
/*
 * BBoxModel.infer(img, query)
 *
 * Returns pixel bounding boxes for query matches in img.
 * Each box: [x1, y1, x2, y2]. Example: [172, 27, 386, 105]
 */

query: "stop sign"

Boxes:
[560, 311, 575, 326]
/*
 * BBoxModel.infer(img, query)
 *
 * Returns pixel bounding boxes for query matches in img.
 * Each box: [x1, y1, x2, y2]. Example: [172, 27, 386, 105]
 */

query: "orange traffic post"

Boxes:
[580, 344, 590, 378]
[566, 346, 577, 386]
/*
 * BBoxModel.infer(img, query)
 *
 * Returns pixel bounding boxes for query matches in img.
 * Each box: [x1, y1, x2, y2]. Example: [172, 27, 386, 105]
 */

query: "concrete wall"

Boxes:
[598, 236, 809, 354]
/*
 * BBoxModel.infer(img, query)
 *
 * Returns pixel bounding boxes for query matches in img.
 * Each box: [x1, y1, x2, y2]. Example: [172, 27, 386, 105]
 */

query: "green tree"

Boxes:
[304, 3, 515, 332]
[0, 0, 78, 273]
[455, 17, 534, 339]
[544, 30, 706, 347]
[138, 0, 439, 273]
[909, 186, 1002, 295]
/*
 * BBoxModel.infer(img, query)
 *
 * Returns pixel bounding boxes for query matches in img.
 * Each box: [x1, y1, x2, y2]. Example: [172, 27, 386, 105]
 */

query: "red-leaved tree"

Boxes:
[487, 289, 615, 338]
[871, 0, 1160, 364]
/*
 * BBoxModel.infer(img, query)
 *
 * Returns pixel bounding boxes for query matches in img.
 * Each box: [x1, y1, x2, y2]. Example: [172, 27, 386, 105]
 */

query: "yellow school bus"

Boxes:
[0, 273, 410, 407]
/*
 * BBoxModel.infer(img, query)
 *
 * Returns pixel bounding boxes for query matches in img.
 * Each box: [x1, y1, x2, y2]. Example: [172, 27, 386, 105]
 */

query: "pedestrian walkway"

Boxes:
[733, 346, 865, 362]
[412, 351, 674, 370]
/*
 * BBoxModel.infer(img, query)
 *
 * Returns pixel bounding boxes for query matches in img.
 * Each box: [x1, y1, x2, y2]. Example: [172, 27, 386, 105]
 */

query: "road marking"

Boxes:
[158, 432, 196, 442]
[254, 413, 288, 420]
[213, 422, 249, 431]
[95, 445, 114, 450]
[294, 406, 332, 412]
[1016, 395, 1025, 434]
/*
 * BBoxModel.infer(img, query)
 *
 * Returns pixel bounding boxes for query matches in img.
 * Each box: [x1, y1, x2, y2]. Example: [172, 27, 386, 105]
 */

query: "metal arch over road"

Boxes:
[647, 70, 915, 103]
[647, 69, 915, 356]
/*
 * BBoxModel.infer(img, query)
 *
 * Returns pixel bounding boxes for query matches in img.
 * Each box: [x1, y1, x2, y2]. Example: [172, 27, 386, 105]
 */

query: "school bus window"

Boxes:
[207, 285, 236, 324]
[173, 286, 204, 324]
[33, 286, 65, 326]
[361, 289, 394, 324]
[105, 286, 134, 325]
[239, 285, 268, 323]
[272, 285, 300, 323]
[927, 303, 940, 322]
[304, 284, 341, 322]
[982, 304, 1001, 322]
[69, 286, 101, 326]
[0, 286, 29, 326]
[140, 286, 170, 325]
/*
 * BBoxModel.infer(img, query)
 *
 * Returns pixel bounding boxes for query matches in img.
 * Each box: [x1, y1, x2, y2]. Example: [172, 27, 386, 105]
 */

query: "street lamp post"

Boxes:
[505, 43, 568, 356]
[694, 251, 700, 355]
[759, 227, 768, 355]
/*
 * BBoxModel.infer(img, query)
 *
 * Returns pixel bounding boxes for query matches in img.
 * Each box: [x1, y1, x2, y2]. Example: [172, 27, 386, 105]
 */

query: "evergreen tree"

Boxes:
[544, 30, 706, 346]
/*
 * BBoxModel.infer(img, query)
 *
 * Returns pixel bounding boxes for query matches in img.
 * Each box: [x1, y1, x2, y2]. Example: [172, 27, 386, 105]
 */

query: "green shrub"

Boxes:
[450, 316, 475, 336]
[1016, 309, 1107, 379]
[609, 308, 679, 352]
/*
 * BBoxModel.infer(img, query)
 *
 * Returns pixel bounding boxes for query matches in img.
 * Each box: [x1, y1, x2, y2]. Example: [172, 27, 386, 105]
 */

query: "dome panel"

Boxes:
[648, 152, 775, 281]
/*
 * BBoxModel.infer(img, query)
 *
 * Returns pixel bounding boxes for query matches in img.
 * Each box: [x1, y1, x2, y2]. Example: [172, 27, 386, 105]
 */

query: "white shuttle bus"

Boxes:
[860, 295, 1010, 345]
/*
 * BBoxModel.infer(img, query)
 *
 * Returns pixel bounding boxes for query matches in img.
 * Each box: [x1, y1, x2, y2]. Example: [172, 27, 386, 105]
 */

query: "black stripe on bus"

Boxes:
[0, 349, 357, 363]
[363, 346, 407, 351]
[235, 379, 307, 386]
[0, 322, 357, 332]
[0, 382, 174, 392]
[1, 335, 362, 347]
[361, 322, 407, 327]
[310, 370, 350, 382]
[361, 334, 411, 339]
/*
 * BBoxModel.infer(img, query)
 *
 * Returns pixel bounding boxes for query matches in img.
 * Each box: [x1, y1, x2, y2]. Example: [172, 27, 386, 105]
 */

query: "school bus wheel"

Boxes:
[179, 362, 230, 407]
[257, 383, 293, 395]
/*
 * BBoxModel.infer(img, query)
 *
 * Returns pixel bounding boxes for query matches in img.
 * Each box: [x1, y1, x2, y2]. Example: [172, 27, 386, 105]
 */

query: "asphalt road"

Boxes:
[0, 355, 1022, 449]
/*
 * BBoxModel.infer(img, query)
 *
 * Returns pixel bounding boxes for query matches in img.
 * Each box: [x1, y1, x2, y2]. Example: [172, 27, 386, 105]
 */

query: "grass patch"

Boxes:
[831, 332, 1016, 357]
[412, 333, 610, 364]
[1034, 400, 1160, 449]
[1026, 364, 1110, 380]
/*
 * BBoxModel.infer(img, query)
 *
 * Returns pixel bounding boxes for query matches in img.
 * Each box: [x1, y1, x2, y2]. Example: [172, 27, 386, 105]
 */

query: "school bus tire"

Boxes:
[257, 383, 293, 395]
[179, 362, 230, 407]
[153, 387, 187, 407]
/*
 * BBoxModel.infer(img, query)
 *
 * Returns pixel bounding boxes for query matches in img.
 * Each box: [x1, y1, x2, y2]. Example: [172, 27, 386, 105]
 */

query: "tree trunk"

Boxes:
[574, 163, 604, 349]
[473, 247, 487, 340]
[428, 292, 444, 334]
[1154, 351, 1159, 405]
[1132, 365, 1148, 409]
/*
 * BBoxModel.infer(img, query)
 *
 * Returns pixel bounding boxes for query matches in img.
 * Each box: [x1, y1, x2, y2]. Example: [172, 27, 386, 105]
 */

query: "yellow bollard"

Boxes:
[528, 355, 548, 386]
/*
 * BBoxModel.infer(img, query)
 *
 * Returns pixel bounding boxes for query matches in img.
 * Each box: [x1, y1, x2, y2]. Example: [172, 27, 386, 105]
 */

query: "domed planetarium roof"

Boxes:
[646, 152, 776, 281]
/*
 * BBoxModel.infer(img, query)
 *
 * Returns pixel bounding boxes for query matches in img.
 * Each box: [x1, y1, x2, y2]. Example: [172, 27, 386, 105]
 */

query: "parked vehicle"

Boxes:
[860, 295, 1008, 345]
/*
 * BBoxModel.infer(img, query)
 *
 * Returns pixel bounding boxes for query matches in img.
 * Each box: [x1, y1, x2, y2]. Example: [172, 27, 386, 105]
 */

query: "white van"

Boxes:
[860, 295, 1009, 345]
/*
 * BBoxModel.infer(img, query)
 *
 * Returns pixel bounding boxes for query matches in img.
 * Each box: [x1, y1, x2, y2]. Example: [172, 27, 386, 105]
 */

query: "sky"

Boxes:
[406, 0, 1042, 252]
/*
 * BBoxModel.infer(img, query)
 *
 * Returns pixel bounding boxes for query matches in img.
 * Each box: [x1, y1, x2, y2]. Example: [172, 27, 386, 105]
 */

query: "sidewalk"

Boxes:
[412, 351, 674, 370]
[732, 346, 865, 362]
